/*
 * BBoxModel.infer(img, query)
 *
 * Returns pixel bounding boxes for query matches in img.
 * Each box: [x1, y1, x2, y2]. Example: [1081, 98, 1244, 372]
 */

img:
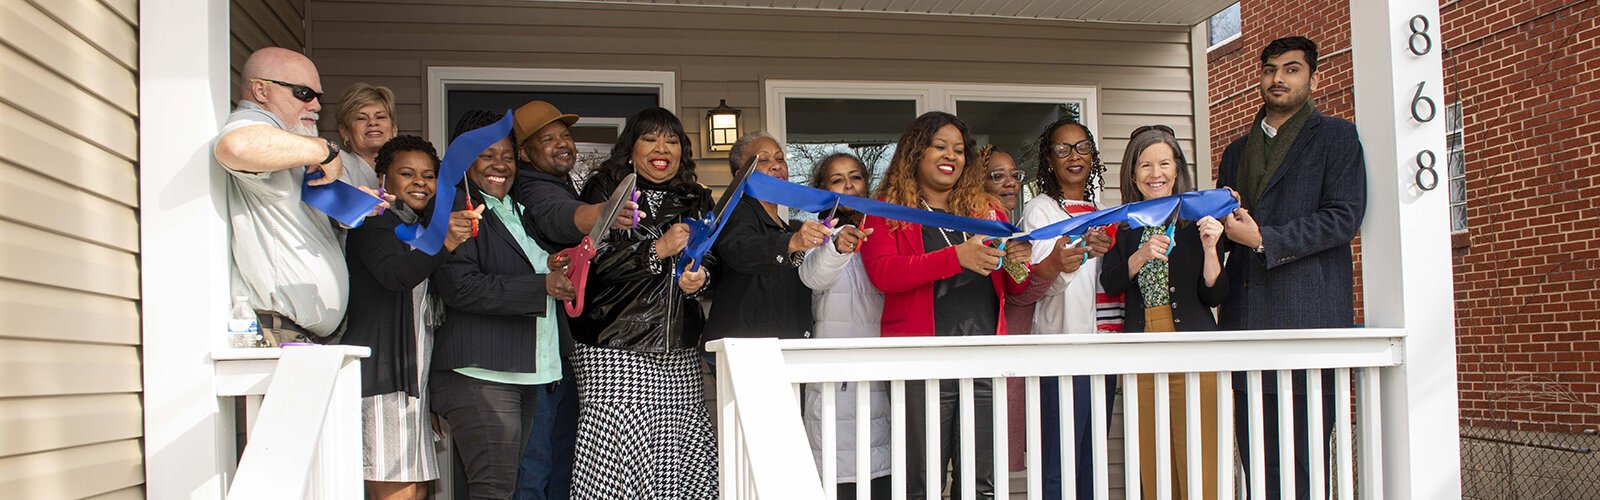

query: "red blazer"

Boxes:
[860, 206, 1030, 337]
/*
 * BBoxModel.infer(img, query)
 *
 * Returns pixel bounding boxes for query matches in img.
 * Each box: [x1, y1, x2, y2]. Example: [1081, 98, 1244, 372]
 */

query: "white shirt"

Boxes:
[1021, 195, 1107, 335]
[1261, 120, 1280, 138]
[216, 100, 350, 337]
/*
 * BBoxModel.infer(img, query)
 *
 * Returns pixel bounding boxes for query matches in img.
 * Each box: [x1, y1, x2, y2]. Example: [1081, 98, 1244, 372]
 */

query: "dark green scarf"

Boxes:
[1238, 102, 1313, 210]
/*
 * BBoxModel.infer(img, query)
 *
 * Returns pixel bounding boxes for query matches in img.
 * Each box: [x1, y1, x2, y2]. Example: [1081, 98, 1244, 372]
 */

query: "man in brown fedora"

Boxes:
[511, 100, 636, 249]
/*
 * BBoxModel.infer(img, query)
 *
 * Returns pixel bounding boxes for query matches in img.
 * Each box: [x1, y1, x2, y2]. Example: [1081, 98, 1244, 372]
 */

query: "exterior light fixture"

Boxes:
[706, 99, 741, 153]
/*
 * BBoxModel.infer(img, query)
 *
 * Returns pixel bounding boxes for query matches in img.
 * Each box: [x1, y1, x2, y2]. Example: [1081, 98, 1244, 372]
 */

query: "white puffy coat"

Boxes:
[798, 230, 891, 483]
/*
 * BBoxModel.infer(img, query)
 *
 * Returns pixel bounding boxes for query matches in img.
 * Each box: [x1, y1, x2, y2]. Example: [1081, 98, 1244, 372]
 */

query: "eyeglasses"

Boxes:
[1050, 140, 1097, 158]
[1130, 124, 1176, 139]
[987, 171, 1025, 184]
[252, 78, 323, 103]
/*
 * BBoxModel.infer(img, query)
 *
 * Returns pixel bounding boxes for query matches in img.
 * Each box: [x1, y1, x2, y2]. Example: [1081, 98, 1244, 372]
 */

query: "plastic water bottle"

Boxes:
[227, 295, 260, 348]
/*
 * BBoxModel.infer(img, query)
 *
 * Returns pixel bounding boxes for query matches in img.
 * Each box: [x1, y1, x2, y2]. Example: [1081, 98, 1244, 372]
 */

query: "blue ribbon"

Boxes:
[395, 110, 515, 255]
[683, 171, 1239, 259]
[302, 170, 381, 228]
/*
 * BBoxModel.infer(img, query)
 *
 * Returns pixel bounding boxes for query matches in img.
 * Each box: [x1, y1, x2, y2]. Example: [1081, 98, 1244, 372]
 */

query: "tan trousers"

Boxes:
[1136, 372, 1218, 500]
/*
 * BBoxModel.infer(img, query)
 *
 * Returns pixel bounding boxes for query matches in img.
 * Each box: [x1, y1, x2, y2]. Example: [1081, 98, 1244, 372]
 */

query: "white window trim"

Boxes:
[424, 67, 678, 148]
[1206, 31, 1242, 52]
[762, 79, 1098, 150]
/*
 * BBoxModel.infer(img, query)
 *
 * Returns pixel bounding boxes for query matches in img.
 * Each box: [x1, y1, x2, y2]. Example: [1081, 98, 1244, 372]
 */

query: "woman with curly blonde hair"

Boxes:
[858, 111, 1033, 499]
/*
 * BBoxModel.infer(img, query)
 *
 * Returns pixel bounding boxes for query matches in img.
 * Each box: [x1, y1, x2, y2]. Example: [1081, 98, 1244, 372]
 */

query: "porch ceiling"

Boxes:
[535, 0, 1238, 26]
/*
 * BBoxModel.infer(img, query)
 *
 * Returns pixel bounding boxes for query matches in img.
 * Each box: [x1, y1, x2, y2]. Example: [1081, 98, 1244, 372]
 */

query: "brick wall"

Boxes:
[1208, 0, 1600, 433]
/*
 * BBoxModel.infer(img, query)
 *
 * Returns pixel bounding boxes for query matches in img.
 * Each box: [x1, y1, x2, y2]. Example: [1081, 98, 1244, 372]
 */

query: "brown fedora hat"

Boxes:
[513, 101, 580, 146]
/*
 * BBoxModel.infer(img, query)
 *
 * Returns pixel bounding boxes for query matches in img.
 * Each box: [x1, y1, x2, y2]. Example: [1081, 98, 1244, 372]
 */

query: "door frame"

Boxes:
[424, 67, 678, 149]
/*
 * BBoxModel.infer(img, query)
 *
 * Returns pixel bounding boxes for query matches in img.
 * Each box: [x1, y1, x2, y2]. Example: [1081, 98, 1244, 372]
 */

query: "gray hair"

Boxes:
[727, 131, 777, 175]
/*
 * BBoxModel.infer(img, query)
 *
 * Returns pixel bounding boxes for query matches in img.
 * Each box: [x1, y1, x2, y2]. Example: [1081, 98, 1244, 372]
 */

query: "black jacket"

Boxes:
[1099, 223, 1228, 332]
[341, 207, 452, 398]
[1216, 110, 1366, 331]
[571, 176, 713, 352]
[703, 197, 814, 342]
[512, 162, 586, 248]
[431, 188, 570, 374]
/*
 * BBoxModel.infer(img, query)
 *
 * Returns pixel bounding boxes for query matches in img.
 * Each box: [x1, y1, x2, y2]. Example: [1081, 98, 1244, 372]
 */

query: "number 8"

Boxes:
[1408, 15, 1432, 56]
[1415, 150, 1438, 191]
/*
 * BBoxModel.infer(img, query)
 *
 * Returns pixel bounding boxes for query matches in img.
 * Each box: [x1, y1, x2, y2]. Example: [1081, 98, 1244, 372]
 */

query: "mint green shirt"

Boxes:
[454, 193, 563, 386]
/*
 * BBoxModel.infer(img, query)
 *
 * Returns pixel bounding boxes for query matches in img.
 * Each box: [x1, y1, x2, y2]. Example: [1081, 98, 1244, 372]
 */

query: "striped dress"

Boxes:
[359, 281, 440, 482]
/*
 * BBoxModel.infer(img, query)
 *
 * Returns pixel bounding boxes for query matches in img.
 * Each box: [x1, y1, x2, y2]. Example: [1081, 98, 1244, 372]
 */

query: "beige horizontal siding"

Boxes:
[0, 440, 144, 499]
[0, 0, 143, 497]
[304, 0, 1196, 205]
[229, 0, 307, 92]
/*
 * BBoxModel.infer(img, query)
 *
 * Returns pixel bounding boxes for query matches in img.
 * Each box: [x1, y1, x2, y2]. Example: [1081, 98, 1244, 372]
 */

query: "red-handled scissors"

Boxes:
[556, 173, 636, 316]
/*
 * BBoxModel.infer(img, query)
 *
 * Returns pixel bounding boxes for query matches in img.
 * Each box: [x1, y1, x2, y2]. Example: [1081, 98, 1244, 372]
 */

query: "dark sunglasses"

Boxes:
[253, 78, 323, 103]
[1130, 124, 1176, 139]
[987, 171, 1026, 184]
[1050, 140, 1097, 158]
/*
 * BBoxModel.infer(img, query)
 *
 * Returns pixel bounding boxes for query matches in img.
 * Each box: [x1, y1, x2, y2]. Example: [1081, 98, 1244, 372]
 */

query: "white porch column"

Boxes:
[139, 0, 234, 497]
[1350, 0, 1463, 498]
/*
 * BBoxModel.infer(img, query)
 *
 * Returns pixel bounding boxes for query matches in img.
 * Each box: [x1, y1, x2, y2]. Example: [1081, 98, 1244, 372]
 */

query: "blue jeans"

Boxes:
[1040, 375, 1118, 500]
[513, 361, 578, 500]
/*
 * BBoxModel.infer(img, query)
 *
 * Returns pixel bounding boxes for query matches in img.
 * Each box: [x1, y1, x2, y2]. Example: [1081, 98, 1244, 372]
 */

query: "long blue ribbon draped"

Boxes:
[302, 170, 382, 228]
[683, 171, 1238, 259]
[395, 110, 515, 255]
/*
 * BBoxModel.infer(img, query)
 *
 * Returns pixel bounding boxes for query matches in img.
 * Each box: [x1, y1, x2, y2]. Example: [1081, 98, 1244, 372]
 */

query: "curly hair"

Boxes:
[373, 135, 439, 176]
[807, 152, 870, 193]
[1034, 118, 1106, 206]
[871, 112, 994, 225]
[585, 107, 699, 195]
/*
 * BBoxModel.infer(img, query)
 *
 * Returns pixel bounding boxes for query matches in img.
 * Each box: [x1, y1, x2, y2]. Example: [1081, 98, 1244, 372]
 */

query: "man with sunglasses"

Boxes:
[1215, 36, 1367, 500]
[214, 47, 389, 344]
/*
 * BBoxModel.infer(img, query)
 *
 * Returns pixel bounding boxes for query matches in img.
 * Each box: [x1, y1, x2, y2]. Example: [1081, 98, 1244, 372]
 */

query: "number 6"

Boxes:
[1411, 81, 1436, 123]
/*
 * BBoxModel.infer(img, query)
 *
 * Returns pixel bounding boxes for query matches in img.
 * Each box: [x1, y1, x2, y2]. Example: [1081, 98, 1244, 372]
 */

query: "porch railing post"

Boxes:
[1350, 0, 1463, 497]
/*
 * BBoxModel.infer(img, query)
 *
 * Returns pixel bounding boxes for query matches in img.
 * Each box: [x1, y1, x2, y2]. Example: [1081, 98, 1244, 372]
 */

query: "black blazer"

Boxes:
[1216, 110, 1366, 331]
[703, 197, 814, 343]
[1099, 223, 1227, 332]
[342, 208, 452, 398]
[431, 188, 569, 374]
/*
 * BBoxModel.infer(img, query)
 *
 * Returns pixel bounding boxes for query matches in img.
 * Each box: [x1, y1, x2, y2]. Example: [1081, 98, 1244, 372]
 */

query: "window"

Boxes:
[764, 80, 1098, 207]
[1207, 3, 1241, 49]
[426, 68, 676, 188]
[1446, 103, 1466, 232]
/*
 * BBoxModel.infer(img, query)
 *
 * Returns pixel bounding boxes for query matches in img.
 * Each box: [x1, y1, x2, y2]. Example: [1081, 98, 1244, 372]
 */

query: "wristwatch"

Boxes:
[1252, 243, 1266, 253]
[320, 137, 340, 165]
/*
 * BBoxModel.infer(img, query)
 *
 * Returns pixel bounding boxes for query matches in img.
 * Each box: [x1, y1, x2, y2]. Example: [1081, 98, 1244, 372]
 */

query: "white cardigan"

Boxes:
[797, 228, 891, 483]
[1021, 196, 1106, 335]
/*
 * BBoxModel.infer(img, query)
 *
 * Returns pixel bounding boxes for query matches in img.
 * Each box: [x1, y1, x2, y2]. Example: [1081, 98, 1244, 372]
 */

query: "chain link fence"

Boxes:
[1460, 378, 1600, 499]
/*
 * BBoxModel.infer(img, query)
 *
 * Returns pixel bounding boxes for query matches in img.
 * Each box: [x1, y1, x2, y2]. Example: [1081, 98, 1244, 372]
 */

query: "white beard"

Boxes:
[288, 121, 319, 137]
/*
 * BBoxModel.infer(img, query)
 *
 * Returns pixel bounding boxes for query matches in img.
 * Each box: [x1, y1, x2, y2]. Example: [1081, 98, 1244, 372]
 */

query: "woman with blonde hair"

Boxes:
[335, 82, 397, 189]
[857, 111, 1033, 499]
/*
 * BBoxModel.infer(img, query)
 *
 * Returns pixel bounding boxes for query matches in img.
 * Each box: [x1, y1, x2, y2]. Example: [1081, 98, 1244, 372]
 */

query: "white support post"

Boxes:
[1350, 0, 1464, 498]
[139, 0, 233, 498]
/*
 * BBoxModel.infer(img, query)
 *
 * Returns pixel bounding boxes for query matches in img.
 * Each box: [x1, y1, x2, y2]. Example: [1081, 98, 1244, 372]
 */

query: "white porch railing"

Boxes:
[709, 329, 1403, 500]
[213, 345, 370, 499]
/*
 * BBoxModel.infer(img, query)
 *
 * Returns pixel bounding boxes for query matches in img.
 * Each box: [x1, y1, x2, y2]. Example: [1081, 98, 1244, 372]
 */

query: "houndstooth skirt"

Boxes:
[570, 344, 718, 500]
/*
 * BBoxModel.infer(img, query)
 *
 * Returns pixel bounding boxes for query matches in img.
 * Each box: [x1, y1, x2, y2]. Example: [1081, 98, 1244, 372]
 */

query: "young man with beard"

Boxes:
[213, 47, 389, 344]
[1216, 36, 1367, 500]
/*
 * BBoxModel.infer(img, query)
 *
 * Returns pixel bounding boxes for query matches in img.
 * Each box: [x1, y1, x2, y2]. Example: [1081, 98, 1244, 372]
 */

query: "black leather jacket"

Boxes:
[571, 176, 714, 352]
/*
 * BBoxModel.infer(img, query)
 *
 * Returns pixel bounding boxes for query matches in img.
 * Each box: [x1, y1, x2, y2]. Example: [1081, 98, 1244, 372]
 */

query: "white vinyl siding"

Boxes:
[0, 0, 143, 498]
[304, 0, 1203, 204]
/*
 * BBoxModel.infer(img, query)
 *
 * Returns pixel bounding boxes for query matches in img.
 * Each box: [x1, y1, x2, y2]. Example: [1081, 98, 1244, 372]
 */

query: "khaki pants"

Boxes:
[1136, 372, 1218, 500]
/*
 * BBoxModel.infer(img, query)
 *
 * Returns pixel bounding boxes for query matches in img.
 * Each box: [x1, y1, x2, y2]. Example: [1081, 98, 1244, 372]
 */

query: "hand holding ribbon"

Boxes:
[394, 109, 514, 255]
